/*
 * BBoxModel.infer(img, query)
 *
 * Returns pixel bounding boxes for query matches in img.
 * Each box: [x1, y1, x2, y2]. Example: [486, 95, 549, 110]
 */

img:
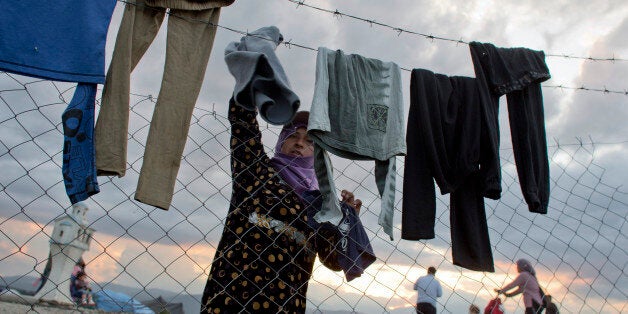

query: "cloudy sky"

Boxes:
[1, 0, 627, 313]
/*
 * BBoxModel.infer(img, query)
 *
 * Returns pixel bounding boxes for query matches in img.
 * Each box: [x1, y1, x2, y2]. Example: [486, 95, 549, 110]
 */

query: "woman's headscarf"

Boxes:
[269, 111, 318, 197]
[516, 258, 536, 276]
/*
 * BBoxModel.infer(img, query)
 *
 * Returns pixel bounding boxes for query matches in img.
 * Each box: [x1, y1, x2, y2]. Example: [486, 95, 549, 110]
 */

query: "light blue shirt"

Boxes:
[414, 274, 443, 307]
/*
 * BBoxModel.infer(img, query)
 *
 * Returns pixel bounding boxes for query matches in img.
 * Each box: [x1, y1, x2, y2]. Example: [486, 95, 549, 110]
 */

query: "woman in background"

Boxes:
[495, 259, 543, 313]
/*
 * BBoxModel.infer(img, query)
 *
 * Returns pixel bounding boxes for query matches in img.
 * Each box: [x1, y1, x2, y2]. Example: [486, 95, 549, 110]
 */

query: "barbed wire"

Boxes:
[543, 53, 625, 62]
[286, 0, 628, 63]
[106, 1, 628, 98]
[112, 0, 627, 97]
[544, 84, 628, 95]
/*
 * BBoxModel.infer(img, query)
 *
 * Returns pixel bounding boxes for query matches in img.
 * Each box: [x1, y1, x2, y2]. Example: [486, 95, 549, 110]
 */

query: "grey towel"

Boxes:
[225, 26, 300, 125]
[309, 47, 406, 240]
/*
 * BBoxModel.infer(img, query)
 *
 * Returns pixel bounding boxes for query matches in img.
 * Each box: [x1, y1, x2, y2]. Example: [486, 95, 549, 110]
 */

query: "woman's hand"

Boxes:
[494, 288, 503, 294]
[340, 190, 362, 214]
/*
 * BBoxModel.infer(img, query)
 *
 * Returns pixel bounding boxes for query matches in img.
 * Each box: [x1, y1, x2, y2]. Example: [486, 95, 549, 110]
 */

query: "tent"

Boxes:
[94, 289, 154, 313]
[143, 296, 184, 314]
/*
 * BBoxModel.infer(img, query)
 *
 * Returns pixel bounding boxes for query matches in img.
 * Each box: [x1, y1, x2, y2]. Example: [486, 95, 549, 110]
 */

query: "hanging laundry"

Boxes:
[302, 190, 376, 281]
[402, 69, 494, 272]
[62, 84, 100, 204]
[470, 42, 551, 214]
[0, 0, 117, 204]
[225, 26, 300, 125]
[309, 47, 406, 240]
[94, 0, 234, 210]
[0, 1, 116, 84]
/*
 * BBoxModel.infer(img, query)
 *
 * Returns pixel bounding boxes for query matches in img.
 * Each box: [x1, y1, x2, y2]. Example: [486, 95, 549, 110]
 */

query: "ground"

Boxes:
[0, 300, 115, 314]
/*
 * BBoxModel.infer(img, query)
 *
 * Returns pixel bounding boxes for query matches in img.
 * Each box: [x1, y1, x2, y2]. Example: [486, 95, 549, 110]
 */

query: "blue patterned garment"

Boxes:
[62, 84, 100, 204]
[0, 0, 116, 203]
[302, 190, 376, 281]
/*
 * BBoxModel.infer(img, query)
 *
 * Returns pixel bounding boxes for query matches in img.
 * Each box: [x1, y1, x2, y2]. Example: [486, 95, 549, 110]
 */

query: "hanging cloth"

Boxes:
[402, 68, 494, 272]
[225, 26, 300, 125]
[308, 47, 406, 240]
[469, 41, 551, 214]
[95, 0, 232, 209]
[0, 0, 116, 84]
[0, 0, 117, 204]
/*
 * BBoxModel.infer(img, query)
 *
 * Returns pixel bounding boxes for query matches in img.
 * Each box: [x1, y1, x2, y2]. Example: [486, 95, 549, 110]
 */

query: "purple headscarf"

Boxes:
[269, 112, 318, 197]
[516, 258, 536, 276]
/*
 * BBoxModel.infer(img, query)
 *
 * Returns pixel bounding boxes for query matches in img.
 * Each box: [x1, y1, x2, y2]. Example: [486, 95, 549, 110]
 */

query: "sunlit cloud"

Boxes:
[0, 217, 217, 293]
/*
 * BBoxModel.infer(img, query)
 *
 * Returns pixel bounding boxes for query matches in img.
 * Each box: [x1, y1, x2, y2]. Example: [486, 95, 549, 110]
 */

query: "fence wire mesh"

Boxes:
[0, 72, 626, 313]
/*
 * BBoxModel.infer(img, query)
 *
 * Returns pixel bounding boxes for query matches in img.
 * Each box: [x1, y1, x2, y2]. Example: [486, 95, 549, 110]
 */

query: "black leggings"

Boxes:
[525, 299, 543, 314]
[416, 302, 436, 314]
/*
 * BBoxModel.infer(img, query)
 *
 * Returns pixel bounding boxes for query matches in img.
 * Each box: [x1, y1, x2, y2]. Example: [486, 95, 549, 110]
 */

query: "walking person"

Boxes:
[495, 259, 544, 314]
[414, 266, 443, 314]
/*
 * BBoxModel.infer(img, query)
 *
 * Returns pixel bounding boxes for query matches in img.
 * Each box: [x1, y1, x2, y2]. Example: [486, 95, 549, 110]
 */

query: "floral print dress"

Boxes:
[201, 99, 339, 314]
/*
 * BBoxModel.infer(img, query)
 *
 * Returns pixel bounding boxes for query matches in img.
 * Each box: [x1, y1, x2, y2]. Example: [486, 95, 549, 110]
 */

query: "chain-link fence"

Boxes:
[0, 72, 626, 313]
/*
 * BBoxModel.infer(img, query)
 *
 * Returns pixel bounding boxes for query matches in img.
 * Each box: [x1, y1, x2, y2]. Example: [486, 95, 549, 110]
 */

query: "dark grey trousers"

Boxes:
[469, 41, 551, 214]
[402, 69, 494, 272]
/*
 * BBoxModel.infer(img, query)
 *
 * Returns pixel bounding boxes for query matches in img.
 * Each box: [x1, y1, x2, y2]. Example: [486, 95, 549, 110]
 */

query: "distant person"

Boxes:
[72, 257, 86, 278]
[76, 271, 95, 306]
[544, 295, 559, 314]
[495, 259, 543, 314]
[72, 271, 95, 306]
[469, 304, 480, 314]
[414, 266, 443, 314]
[484, 296, 505, 314]
[69, 257, 87, 300]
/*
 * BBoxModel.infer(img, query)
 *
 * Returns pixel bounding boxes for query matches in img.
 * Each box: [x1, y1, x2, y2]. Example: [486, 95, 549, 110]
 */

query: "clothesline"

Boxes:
[285, 0, 628, 63]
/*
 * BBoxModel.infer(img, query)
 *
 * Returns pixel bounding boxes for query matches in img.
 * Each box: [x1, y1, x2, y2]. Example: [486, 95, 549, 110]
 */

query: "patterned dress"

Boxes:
[201, 100, 339, 313]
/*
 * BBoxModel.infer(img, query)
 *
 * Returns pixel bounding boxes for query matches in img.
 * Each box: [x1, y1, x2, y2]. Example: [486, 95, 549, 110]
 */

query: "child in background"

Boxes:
[469, 304, 480, 314]
[73, 271, 95, 306]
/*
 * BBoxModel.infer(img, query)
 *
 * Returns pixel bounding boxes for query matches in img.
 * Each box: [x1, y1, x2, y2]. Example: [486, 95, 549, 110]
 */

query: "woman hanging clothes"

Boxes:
[201, 99, 363, 313]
